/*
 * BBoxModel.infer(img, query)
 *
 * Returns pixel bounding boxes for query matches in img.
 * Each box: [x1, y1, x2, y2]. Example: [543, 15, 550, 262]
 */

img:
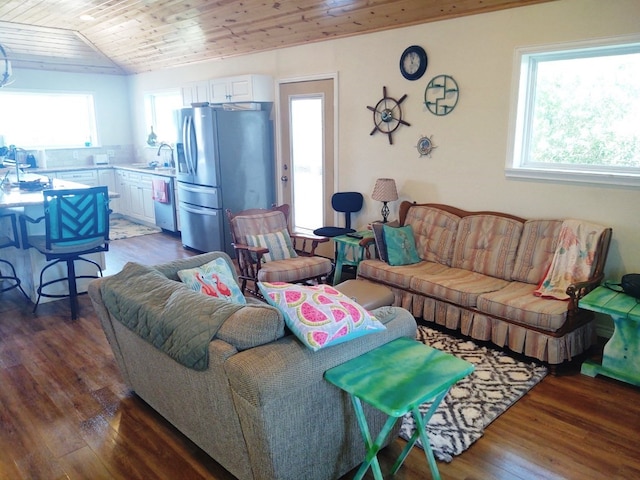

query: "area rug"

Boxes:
[398, 325, 548, 462]
[109, 217, 161, 240]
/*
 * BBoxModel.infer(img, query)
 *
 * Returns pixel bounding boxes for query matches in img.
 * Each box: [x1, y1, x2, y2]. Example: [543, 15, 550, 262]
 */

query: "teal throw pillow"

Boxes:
[383, 224, 421, 266]
[178, 257, 246, 304]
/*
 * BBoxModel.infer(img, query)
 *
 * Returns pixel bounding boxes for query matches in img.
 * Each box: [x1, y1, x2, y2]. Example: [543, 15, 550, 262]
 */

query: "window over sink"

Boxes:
[0, 91, 97, 148]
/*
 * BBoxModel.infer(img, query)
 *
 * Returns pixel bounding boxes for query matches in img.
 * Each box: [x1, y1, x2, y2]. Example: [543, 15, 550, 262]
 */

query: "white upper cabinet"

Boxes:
[210, 74, 274, 104]
[181, 74, 274, 106]
[181, 81, 210, 106]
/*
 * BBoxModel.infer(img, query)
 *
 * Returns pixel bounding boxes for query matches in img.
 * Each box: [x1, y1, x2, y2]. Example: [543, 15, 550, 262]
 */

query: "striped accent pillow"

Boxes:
[247, 229, 298, 262]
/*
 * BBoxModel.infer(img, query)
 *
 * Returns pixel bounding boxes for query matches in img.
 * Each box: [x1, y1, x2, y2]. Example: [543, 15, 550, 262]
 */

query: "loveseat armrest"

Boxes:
[566, 275, 604, 315]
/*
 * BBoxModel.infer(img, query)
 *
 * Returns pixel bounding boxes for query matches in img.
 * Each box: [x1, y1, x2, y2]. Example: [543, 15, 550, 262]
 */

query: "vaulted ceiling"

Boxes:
[0, 0, 553, 75]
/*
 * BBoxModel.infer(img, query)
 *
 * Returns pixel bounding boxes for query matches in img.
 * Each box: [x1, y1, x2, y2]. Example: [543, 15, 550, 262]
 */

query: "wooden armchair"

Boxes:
[226, 204, 332, 297]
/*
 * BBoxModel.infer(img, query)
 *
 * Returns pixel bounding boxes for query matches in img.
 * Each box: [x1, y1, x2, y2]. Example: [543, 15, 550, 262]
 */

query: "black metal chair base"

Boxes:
[34, 257, 103, 320]
[0, 259, 29, 299]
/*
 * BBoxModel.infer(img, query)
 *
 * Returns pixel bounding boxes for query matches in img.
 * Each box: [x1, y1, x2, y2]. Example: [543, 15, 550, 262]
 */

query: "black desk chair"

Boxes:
[20, 186, 111, 319]
[0, 211, 29, 298]
[313, 192, 364, 238]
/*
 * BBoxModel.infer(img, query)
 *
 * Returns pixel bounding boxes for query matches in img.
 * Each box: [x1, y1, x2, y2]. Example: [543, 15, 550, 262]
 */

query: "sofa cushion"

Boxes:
[258, 282, 386, 351]
[410, 267, 510, 308]
[405, 205, 460, 266]
[178, 257, 247, 304]
[384, 224, 421, 266]
[452, 215, 523, 281]
[511, 220, 562, 285]
[476, 281, 569, 333]
[358, 259, 449, 289]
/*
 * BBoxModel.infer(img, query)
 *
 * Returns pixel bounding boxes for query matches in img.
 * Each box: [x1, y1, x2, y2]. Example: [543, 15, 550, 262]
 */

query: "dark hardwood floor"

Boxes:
[1, 231, 639, 480]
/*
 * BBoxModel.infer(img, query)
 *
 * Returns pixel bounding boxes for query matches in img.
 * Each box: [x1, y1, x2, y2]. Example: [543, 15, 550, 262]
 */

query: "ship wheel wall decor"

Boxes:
[367, 86, 410, 145]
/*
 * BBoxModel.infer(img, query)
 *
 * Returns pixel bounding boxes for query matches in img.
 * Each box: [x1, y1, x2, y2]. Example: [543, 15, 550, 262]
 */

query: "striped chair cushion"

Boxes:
[257, 256, 332, 283]
[232, 210, 288, 242]
[410, 267, 509, 308]
[405, 205, 460, 266]
[511, 219, 562, 285]
[452, 215, 523, 281]
[247, 229, 298, 262]
[476, 281, 568, 333]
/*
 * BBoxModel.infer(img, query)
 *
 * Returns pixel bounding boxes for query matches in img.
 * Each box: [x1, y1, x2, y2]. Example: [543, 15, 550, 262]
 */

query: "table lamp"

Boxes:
[371, 178, 398, 223]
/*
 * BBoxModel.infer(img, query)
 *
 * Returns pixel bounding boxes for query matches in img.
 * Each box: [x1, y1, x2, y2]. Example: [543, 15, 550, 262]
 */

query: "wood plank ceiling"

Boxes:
[0, 0, 554, 75]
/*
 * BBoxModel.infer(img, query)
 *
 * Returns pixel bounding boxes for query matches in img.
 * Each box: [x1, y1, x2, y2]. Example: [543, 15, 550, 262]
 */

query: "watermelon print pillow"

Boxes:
[257, 282, 386, 351]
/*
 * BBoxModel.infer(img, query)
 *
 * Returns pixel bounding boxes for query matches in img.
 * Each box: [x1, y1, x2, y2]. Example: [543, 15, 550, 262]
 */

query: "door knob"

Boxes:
[281, 175, 288, 182]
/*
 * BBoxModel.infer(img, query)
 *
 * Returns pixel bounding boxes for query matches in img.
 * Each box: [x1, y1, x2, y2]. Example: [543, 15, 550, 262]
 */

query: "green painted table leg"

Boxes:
[351, 396, 398, 480]
[391, 389, 448, 480]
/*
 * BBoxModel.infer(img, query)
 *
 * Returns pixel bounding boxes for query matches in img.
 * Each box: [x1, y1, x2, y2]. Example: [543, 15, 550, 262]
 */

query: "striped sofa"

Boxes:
[358, 202, 612, 366]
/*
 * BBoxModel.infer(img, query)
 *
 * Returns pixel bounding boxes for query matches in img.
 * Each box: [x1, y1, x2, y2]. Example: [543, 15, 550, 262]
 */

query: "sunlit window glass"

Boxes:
[290, 97, 323, 233]
[0, 91, 96, 148]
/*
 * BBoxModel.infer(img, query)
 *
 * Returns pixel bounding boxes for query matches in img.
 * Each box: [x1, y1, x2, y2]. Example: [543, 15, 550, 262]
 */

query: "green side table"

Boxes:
[332, 230, 374, 285]
[579, 286, 640, 387]
[324, 337, 474, 480]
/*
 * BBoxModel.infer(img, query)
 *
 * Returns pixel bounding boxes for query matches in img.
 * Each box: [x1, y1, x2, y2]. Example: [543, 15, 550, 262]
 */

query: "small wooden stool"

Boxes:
[334, 279, 394, 310]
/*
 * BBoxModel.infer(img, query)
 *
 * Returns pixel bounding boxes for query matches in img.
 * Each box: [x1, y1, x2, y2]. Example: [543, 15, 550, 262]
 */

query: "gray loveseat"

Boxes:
[88, 251, 417, 480]
[358, 202, 612, 367]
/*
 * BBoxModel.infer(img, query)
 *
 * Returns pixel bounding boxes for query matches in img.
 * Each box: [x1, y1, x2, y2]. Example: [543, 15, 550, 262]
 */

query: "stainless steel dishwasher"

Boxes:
[152, 176, 178, 232]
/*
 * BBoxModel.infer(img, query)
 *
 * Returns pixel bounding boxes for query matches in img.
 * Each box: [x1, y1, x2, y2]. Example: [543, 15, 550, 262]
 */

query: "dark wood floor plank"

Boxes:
[1, 231, 639, 480]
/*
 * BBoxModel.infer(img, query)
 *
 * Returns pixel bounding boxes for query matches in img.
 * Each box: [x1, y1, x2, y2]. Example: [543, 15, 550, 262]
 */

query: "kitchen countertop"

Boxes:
[28, 164, 176, 177]
[0, 176, 120, 209]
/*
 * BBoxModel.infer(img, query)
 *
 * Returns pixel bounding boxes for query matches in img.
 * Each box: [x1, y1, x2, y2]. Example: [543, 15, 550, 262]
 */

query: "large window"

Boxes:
[0, 91, 97, 148]
[506, 35, 640, 186]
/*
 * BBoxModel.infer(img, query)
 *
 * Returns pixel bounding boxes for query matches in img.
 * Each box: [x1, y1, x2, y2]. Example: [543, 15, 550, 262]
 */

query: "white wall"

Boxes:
[130, 0, 639, 281]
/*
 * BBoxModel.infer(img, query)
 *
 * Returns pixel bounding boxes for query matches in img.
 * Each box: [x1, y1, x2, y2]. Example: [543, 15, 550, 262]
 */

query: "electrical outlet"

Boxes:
[107, 150, 115, 157]
[72, 151, 79, 159]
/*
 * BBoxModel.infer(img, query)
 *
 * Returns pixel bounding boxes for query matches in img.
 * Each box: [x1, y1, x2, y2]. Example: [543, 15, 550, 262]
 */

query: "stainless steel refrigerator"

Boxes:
[176, 106, 275, 255]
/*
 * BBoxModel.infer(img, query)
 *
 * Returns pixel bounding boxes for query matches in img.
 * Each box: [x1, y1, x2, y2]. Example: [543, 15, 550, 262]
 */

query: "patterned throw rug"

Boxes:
[109, 217, 161, 240]
[399, 325, 548, 462]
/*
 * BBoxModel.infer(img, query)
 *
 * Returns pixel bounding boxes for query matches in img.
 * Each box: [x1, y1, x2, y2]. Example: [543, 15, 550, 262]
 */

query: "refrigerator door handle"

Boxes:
[180, 202, 219, 216]
[183, 114, 196, 175]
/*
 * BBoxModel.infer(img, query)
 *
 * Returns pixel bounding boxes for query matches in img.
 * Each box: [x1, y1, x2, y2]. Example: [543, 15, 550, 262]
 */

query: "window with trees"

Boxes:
[506, 35, 640, 187]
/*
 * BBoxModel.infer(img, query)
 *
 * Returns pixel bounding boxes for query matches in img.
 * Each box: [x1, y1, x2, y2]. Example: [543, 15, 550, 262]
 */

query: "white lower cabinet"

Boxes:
[114, 169, 155, 224]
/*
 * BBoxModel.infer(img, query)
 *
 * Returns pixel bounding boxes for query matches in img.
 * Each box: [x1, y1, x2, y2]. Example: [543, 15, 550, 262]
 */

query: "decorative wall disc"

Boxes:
[424, 75, 459, 116]
[417, 135, 437, 157]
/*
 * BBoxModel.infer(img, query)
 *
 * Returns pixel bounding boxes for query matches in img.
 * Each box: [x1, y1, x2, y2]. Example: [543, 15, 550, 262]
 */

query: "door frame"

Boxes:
[274, 73, 339, 226]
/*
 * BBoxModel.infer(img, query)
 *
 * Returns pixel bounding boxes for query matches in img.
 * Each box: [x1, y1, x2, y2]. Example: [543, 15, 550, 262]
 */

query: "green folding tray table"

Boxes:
[325, 336, 474, 480]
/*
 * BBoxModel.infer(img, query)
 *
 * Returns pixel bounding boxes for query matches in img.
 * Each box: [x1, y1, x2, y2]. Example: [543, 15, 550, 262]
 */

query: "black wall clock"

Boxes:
[400, 45, 428, 81]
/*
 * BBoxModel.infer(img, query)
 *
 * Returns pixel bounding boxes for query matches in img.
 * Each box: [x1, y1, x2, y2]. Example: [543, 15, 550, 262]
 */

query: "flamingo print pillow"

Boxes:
[257, 282, 386, 351]
[178, 258, 246, 304]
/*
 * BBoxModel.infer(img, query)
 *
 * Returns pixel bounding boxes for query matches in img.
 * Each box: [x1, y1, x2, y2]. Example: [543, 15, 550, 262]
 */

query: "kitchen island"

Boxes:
[0, 174, 119, 304]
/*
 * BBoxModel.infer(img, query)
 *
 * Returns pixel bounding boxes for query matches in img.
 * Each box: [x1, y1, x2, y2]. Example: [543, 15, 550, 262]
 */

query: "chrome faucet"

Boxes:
[156, 143, 174, 167]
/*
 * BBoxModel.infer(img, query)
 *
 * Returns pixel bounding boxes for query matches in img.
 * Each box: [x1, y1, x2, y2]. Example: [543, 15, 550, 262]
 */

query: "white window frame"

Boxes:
[143, 89, 183, 146]
[505, 34, 640, 187]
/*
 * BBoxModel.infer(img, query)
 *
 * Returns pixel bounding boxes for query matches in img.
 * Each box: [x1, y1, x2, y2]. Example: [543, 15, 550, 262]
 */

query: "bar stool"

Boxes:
[0, 211, 28, 298]
[20, 186, 111, 319]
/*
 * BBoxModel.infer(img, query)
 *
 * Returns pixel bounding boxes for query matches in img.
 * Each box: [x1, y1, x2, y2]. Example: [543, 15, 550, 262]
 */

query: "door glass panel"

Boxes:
[290, 96, 323, 233]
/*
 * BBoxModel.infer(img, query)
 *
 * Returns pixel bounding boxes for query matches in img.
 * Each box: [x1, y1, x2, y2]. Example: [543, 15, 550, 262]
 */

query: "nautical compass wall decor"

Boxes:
[367, 86, 410, 145]
[416, 135, 437, 157]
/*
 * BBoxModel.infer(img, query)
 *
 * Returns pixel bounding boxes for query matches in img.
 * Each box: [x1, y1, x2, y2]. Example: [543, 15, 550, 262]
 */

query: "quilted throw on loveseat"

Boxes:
[100, 262, 243, 370]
